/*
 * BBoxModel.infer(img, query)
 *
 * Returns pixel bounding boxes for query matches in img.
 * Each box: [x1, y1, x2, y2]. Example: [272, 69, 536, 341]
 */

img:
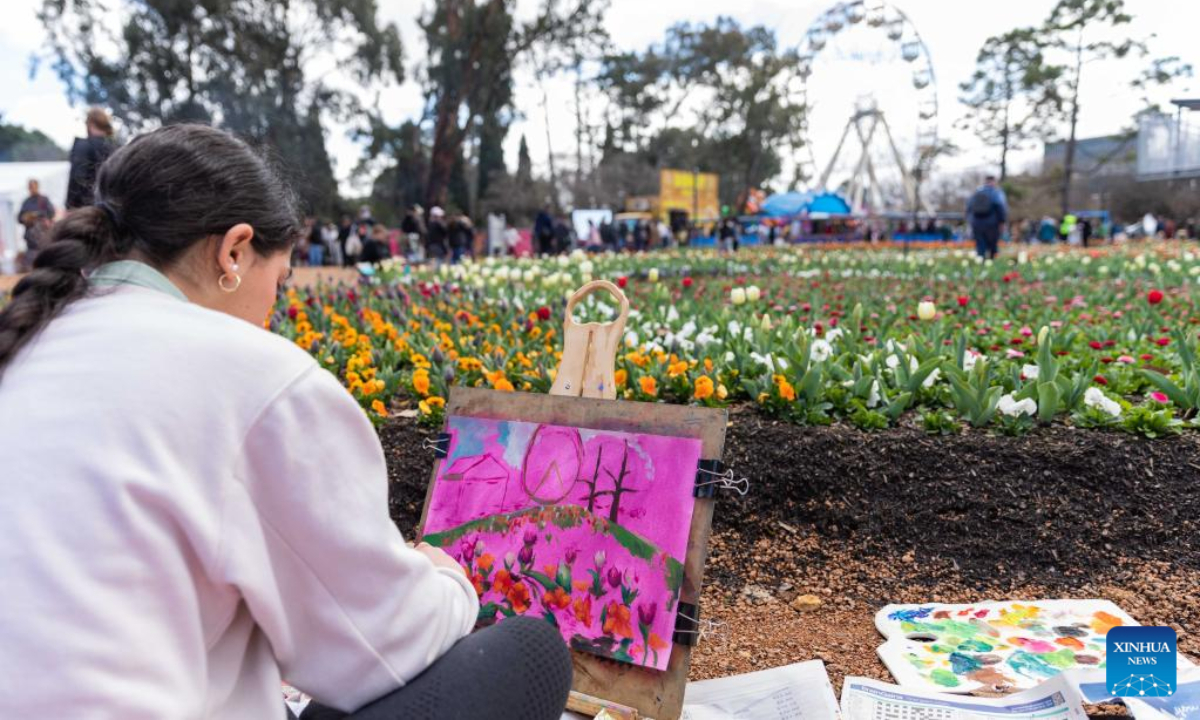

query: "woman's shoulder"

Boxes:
[80, 288, 318, 382]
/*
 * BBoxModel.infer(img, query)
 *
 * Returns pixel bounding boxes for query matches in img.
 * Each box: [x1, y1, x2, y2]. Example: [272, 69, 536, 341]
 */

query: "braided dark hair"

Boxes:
[0, 124, 303, 375]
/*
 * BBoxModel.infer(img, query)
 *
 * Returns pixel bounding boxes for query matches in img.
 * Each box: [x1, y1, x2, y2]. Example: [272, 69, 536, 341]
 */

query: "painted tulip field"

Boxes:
[272, 242, 1200, 438]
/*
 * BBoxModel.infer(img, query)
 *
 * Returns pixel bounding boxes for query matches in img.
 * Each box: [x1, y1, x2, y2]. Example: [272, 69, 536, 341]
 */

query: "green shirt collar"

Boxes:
[89, 260, 189, 303]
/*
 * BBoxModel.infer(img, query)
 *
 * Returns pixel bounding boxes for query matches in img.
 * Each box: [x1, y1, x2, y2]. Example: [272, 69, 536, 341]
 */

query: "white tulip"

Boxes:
[1022, 364, 1040, 380]
[731, 288, 747, 305]
[810, 338, 833, 362]
[1084, 387, 1122, 418]
[746, 285, 761, 302]
[998, 393, 1037, 418]
[917, 301, 936, 321]
[648, 268, 660, 283]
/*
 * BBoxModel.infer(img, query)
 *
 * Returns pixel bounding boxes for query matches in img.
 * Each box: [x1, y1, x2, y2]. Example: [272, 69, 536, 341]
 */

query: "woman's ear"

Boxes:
[216, 223, 255, 275]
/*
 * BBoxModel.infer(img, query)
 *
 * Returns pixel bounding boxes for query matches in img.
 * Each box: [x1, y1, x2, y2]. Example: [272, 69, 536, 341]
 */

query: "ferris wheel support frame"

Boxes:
[796, 1, 939, 215]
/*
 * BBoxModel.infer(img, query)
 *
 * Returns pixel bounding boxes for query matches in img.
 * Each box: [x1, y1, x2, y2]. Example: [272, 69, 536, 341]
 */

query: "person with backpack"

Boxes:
[965, 175, 1008, 260]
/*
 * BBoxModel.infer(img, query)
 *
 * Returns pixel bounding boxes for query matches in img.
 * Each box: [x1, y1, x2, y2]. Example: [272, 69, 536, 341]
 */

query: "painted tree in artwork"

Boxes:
[580, 445, 605, 513]
[589, 439, 638, 522]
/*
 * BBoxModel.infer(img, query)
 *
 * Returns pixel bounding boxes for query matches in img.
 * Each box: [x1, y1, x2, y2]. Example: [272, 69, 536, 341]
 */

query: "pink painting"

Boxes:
[422, 415, 702, 671]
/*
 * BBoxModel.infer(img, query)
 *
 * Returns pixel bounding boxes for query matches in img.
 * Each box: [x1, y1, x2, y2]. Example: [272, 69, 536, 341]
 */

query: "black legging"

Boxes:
[296, 617, 573, 720]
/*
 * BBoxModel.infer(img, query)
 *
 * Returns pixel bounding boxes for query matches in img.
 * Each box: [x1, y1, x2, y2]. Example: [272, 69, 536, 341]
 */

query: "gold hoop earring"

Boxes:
[218, 272, 242, 293]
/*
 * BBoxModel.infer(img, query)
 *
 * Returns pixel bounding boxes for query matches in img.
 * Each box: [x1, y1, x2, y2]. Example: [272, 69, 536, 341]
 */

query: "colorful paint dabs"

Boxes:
[422, 415, 702, 671]
[875, 600, 1137, 693]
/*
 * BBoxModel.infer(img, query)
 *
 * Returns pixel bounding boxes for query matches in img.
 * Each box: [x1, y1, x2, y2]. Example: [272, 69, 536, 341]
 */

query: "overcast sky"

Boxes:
[1, 0, 1197, 196]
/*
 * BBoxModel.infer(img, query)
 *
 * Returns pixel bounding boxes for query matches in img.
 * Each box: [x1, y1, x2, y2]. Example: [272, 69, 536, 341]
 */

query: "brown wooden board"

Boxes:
[418, 386, 727, 720]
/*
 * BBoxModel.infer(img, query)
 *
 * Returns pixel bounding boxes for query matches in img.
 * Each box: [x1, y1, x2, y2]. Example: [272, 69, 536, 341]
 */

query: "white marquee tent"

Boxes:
[0, 162, 70, 274]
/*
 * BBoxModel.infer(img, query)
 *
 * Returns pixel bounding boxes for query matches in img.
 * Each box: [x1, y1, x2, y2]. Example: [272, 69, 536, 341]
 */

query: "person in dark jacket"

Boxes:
[533, 207, 554, 256]
[426, 207, 449, 264]
[66, 108, 117, 209]
[448, 215, 474, 264]
[17, 179, 55, 271]
[965, 176, 1008, 260]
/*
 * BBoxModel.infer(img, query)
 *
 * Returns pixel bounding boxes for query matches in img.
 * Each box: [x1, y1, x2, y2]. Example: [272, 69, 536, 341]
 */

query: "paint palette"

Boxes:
[876, 600, 1139, 694]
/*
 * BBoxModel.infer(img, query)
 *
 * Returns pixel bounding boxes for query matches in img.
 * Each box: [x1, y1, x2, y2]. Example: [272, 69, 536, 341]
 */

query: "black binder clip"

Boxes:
[694, 460, 749, 498]
[422, 433, 451, 458]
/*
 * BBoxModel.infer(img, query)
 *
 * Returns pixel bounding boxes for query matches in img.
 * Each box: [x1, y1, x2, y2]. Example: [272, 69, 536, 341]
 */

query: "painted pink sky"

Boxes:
[425, 416, 702, 553]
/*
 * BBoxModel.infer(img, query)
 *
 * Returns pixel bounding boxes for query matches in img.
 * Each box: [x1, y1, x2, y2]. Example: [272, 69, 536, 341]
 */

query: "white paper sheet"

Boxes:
[1124, 666, 1200, 720]
[839, 675, 1088, 720]
[680, 660, 840, 720]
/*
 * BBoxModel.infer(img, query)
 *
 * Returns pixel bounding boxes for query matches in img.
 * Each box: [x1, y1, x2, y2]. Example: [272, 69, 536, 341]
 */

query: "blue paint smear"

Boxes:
[1007, 650, 1058, 679]
[447, 416, 487, 461]
[950, 652, 983, 675]
[888, 607, 935, 622]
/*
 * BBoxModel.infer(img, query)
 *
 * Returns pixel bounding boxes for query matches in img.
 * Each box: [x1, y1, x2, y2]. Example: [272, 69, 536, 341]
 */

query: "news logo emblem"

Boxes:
[1107, 626, 1177, 697]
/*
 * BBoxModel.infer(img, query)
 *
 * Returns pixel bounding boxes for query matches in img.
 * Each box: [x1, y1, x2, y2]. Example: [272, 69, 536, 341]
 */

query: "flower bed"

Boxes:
[271, 243, 1200, 438]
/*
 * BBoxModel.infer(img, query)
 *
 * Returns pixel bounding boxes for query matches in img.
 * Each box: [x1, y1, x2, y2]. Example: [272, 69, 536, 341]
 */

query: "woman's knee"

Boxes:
[491, 618, 573, 705]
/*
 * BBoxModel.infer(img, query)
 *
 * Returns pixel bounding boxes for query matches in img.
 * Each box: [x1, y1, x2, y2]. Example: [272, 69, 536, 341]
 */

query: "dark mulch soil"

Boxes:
[379, 406, 1200, 714]
[382, 405, 1200, 588]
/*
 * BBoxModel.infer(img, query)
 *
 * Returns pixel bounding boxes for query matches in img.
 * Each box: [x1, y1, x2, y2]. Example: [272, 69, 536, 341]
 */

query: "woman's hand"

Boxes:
[415, 542, 466, 577]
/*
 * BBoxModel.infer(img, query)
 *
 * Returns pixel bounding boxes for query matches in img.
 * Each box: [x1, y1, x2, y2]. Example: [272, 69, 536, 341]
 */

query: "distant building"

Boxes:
[1043, 134, 1137, 178]
[1136, 99, 1200, 180]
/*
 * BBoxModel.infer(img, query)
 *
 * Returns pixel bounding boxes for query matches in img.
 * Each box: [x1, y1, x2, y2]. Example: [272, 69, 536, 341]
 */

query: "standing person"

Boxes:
[400, 206, 425, 262]
[17, 179, 56, 271]
[336, 215, 353, 266]
[533, 206, 554, 256]
[599, 219, 616, 252]
[719, 219, 736, 253]
[0, 123, 571, 720]
[553, 217, 573, 254]
[615, 219, 629, 252]
[1037, 216, 1057, 244]
[321, 220, 342, 267]
[426, 206, 448, 264]
[965, 175, 1008, 260]
[66, 108, 117, 209]
[449, 215, 473, 264]
[360, 224, 390, 264]
[345, 223, 367, 265]
[1080, 217, 1093, 248]
[657, 219, 672, 249]
[633, 220, 648, 252]
[307, 217, 326, 267]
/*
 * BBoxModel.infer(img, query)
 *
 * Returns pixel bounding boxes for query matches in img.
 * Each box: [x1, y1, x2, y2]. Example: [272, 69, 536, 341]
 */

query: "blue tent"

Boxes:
[761, 191, 812, 217]
[760, 191, 851, 218]
[806, 192, 852, 216]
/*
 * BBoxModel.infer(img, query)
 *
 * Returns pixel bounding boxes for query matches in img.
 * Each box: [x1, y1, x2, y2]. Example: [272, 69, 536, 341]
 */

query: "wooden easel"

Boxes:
[550, 280, 639, 719]
[550, 280, 630, 401]
[419, 280, 727, 720]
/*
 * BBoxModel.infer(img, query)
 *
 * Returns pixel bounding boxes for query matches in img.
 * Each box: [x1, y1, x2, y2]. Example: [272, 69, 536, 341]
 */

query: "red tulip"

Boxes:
[1155, 337, 1170, 347]
[617, 276, 628, 289]
[1148, 289, 1164, 305]
[682, 277, 694, 289]
[536, 306, 551, 321]
[1088, 341, 1102, 350]
[957, 296, 969, 307]
[1093, 375, 1108, 385]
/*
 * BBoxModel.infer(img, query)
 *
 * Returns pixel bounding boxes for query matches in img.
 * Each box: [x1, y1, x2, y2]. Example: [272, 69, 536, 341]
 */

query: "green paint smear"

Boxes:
[422, 504, 684, 588]
[950, 652, 983, 675]
[1042, 648, 1078, 669]
[958, 639, 994, 653]
[931, 669, 961, 687]
[1008, 650, 1060, 679]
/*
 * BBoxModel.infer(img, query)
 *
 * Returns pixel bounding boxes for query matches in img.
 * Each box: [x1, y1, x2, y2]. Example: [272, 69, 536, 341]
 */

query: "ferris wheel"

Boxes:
[794, 0, 938, 213]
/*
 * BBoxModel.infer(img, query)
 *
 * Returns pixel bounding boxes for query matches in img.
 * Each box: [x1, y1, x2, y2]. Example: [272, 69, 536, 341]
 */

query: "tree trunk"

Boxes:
[426, 107, 462, 210]
[1000, 56, 1013, 182]
[1059, 28, 1085, 218]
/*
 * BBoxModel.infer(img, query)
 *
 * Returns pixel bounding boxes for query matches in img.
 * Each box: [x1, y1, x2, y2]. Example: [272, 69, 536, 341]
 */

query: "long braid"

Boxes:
[0, 207, 121, 371]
